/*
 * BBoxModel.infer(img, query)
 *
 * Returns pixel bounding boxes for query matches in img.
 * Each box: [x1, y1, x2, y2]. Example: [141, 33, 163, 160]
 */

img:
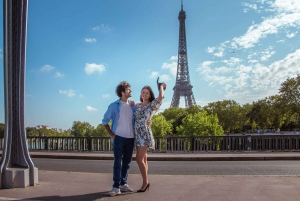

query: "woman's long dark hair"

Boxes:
[140, 86, 155, 102]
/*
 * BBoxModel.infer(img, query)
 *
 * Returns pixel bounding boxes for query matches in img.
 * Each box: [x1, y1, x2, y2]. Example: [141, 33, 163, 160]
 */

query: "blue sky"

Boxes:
[0, 0, 299, 130]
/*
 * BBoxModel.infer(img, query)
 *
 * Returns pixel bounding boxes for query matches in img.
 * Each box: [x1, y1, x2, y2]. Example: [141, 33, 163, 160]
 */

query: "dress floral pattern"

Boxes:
[134, 99, 162, 149]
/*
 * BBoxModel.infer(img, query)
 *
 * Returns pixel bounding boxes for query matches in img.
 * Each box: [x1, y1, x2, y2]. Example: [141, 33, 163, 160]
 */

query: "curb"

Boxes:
[29, 154, 300, 161]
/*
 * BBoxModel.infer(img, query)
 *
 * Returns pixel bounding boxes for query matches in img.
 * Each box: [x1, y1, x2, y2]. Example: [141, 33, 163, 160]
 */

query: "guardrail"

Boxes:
[0, 135, 300, 152]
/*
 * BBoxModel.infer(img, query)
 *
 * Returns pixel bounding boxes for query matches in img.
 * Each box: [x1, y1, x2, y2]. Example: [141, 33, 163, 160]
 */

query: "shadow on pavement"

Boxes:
[26, 191, 135, 201]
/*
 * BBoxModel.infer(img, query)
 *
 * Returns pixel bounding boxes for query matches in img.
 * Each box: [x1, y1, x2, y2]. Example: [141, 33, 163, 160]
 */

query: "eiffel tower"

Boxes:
[170, 0, 196, 108]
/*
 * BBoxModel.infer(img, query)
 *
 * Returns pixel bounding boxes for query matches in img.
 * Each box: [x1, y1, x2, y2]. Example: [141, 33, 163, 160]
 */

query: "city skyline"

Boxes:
[0, 0, 299, 130]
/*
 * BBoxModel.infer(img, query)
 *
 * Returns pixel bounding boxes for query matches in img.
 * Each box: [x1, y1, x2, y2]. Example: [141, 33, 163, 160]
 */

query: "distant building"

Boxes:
[36, 125, 50, 130]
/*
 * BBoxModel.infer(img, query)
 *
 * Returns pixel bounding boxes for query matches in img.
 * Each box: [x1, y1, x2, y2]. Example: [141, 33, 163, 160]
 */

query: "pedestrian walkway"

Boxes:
[1, 151, 300, 200]
[0, 170, 300, 201]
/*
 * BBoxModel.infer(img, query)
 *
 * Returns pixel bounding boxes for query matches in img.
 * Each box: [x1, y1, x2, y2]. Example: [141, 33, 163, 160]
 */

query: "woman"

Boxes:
[134, 82, 166, 192]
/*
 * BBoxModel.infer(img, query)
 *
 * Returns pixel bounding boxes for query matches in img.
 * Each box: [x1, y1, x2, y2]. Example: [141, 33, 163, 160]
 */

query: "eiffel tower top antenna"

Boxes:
[181, 0, 183, 10]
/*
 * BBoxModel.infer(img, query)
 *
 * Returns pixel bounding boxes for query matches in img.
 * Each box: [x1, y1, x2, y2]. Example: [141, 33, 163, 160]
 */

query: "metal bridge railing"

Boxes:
[0, 135, 300, 152]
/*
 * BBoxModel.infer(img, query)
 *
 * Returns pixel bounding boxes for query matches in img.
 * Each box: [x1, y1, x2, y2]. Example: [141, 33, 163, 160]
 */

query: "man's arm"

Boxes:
[102, 104, 116, 139]
[103, 124, 116, 139]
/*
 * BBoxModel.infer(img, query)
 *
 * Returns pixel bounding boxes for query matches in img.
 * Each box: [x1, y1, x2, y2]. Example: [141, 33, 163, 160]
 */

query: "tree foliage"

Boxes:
[71, 121, 94, 137]
[93, 124, 109, 137]
[151, 114, 172, 136]
[0, 123, 4, 138]
[204, 100, 241, 133]
[176, 111, 224, 136]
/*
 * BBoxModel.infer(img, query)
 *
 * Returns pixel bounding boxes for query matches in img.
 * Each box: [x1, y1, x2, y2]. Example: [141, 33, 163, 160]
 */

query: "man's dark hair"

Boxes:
[140, 86, 155, 102]
[116, 81, 131, 98]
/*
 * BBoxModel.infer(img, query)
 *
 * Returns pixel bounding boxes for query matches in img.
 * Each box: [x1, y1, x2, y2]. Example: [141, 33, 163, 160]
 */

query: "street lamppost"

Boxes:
[0, 0, 38, 189]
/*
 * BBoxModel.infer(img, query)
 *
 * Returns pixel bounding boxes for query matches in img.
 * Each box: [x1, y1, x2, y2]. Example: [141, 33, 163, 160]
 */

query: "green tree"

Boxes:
[93, 124, 109, 137]
[161, 107, 187, 135]
[279, 75, 300, 106]
[26, 127, 39, 137]
[151, 114, 172, 136]
[204, 100, 241, 133]
[186, 105, 202, 115]
[0, 123, 5, 138]
[161, 107, 186, 121]
[71, 121, 95, 137]
[278, 75, 300, 130]
[240, 103, 253, 132]
[176, 111, 224, 136]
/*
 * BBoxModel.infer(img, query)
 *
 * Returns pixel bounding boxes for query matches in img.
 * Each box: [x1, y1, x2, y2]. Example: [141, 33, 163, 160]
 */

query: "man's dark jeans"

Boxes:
[113, 135, 134, 188]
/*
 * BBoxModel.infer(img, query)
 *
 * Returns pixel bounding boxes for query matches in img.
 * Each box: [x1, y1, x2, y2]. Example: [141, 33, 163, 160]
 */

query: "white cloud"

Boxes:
[85, 63, 106, 75]
[170, 56, 178, 61]
[86, 106, 98, 111]
[286, 31, 298, 38]
[231, 8, 300, 49]
[198, 0, 300, 104]
[92, 24, 112, 32]
[79, 94, 84, 98]
[243, 3, 258, 13]
[55, 72, 64, 78]
[159, 74, 171, 82]
[40, 65, 54, 72]
[59, 89, 75, 97]
[260, 47, 276, 61]
[248, 59, 259, 64]
[85, 38, 97, 43]
[214, 66, 233, 74]
[196, 61, 215, 75]
[222, 57, 243, 67]
[102, 94, 110, 99]
[161, 61, 177, 77]
[269, 0, 300, 13]
[206, 47, 215, 53]
[224, 84, 232, 91]
[210, 49, 300, 104]
[149, 71, 159, 79]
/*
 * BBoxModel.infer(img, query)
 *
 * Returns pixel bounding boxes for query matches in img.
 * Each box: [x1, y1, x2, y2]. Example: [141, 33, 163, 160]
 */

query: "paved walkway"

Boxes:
[0, 151, 300, 201]
[0, 171, 300, 201]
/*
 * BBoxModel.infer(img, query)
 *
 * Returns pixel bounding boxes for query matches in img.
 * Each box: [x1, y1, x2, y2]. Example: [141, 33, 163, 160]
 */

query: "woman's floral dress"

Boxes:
[134, 99, 161, 149]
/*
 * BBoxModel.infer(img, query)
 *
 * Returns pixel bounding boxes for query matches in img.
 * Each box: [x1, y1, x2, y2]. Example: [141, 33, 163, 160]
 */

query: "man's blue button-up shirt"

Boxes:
[102, 99, 136, 134]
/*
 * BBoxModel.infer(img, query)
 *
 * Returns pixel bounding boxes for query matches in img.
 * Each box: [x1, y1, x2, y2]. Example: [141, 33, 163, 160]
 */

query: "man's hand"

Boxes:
[103, 124, 116, 139]
[146, 119, 152, 127]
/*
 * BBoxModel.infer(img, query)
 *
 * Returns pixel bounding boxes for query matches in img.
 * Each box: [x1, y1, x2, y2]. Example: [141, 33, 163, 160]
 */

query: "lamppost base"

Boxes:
[3, 167, 38, 188]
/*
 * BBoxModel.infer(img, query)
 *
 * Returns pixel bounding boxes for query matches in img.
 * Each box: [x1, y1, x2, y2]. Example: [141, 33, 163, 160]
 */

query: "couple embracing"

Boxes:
[102, 80, 166, 196]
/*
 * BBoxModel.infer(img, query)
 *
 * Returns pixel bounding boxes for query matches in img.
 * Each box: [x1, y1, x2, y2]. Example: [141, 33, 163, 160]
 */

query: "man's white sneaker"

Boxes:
[108, 187, 121, 196]
[120, 184, 133, 192]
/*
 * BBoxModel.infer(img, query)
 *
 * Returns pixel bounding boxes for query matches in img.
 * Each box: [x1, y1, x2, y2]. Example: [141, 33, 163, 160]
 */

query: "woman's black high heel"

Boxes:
[137, 183, 150, 193]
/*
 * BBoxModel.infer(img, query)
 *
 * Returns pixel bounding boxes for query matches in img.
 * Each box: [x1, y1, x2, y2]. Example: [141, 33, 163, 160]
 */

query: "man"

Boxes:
[102, 81, 135, 196]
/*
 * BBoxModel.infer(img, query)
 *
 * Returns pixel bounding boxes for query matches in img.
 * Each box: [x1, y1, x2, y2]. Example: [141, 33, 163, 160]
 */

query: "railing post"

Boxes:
[190, 135, 194, 151]
[164, 137, 168, 152]
[246, 135, 252, 151]
[88, 138, 93, 151]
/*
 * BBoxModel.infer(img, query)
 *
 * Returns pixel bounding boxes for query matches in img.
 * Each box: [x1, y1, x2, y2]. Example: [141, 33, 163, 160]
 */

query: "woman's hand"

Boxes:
[157, 82, 166, 102]
[129, 100, 135, 106]
[146, 119, 152, 127]
[160, 82, 167, 90]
